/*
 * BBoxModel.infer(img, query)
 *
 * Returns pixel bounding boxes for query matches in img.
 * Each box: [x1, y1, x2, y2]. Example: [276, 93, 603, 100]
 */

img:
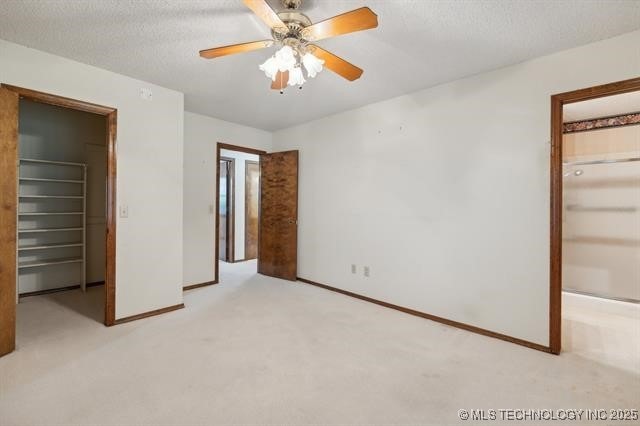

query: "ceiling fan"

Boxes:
[199, 0, 379, 92]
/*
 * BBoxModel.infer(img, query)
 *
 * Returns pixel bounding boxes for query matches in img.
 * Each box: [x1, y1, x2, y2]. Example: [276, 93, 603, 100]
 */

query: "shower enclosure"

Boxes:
[562, 124, 640, 303]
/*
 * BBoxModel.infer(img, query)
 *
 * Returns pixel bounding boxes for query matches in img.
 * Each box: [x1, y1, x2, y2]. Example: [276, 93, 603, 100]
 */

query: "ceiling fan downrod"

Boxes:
[281, 0, 302, 10]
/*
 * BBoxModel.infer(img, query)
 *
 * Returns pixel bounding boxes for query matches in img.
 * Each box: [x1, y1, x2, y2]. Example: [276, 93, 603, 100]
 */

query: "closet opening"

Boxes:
[549, 77, 640, 360]
[0, 85, 117, 357]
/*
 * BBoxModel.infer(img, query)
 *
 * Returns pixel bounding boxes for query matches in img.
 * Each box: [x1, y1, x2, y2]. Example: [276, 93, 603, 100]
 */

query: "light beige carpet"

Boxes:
[1, 260, 638, 425]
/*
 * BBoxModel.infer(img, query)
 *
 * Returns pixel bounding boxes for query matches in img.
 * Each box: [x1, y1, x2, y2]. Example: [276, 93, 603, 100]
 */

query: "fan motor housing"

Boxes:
[272, 11, 312, 43]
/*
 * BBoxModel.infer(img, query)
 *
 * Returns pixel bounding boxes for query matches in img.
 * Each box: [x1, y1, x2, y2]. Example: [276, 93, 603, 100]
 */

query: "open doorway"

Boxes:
[218, 147, 262, 264]
[0, 85, 117, 357]
[216, 144, 264, 280]
[218, 156, 235, 263]
[214, 142, 298, 285]
[549, 77, 640, 360]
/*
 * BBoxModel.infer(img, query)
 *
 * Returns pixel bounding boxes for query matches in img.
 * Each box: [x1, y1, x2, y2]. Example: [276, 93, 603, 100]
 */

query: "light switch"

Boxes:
[119, 205, 129, 218]
[209, 204, 215, 215]
[140, 88, 153, 101]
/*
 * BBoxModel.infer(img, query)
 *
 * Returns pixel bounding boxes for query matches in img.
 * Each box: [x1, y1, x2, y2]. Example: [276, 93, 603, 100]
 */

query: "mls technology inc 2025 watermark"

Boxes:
[457, 408, 639, 422]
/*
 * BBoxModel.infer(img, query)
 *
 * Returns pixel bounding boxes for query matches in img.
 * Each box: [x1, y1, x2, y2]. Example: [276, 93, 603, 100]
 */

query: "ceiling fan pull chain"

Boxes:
[280, 71, 285, 94]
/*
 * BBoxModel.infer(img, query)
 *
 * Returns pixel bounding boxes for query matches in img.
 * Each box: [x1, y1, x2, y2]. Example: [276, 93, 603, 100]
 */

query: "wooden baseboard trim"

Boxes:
[113, 303, 185, 325]
[183, 280, 217, 291]
[19, 281, 105, 298]
[297, 277, 553, 354]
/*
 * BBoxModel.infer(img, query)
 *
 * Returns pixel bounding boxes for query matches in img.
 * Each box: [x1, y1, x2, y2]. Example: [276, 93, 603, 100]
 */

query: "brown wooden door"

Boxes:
[244, 160, 260, 260]
[258, 150, 298, 281]
[0, 87, 18, 357]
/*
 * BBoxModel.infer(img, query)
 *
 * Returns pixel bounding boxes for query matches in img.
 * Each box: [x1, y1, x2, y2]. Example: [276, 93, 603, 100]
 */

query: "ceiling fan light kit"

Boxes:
[259, 45, 323, 89]
[199, 0, 378, 93]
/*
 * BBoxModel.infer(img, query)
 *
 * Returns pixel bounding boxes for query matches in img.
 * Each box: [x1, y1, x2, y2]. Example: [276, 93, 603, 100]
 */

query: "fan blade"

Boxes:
[307, 45, 363, 81]
[271, 71, 289, 90]
[302, 7, 378, 42]
[199, 40, 274, 59]
[243, 0, 288, 33]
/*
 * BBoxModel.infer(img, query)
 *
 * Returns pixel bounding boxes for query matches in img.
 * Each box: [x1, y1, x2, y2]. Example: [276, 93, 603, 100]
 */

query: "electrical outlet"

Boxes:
[351, 264, 356, 274]
[364, 266, 370, 277]
[119, 205, 129, 218]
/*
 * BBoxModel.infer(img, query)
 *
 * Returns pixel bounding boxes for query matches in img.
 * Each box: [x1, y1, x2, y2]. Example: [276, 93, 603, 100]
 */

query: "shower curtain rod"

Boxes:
[563, 157, 640, 166]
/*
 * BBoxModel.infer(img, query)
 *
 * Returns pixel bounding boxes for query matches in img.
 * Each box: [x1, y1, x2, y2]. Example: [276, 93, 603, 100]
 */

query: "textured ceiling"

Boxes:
[1, 0, 639, 130]
[564, 90, 640, 122]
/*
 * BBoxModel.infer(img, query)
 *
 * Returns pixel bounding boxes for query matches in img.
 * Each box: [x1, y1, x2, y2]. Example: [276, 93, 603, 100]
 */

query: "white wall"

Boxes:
[272, 30, 640, 346]
[183, 112, 271, 287]
[220, 149, 260, 261]
[1, 39, 184, 319]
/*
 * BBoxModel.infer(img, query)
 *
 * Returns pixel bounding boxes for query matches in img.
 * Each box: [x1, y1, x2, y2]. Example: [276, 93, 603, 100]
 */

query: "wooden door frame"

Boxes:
[244, 159, 260, 260]
[219, 156, 235, 263]
[214, 143, 267, 283]
[0, 84, 118, 328]
[549, 76, 640, 354]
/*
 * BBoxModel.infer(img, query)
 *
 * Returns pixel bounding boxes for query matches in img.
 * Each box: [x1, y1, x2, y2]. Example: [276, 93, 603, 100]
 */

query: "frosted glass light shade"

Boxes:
[274, 45, 296, 72]
[302, 53, 324, 78]
[259, 56, 279, 81]
[288, 67, 306, 87]
[260, 46, 321, 88]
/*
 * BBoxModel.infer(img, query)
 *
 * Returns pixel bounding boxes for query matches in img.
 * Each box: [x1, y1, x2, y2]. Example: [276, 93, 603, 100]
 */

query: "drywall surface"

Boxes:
[1, 39, 184, 319]
[220, 149, 260, 261]
[183, 112, 271, 287]
[272, 30, 640, 346]
[18, 100, 106, 292]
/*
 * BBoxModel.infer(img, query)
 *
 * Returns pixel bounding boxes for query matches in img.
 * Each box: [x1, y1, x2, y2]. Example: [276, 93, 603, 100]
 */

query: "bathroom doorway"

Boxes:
[549, 77, 640, 358]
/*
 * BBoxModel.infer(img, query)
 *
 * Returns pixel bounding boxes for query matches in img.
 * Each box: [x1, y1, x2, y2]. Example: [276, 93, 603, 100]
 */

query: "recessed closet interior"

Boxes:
[17, 99, 107, 315]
